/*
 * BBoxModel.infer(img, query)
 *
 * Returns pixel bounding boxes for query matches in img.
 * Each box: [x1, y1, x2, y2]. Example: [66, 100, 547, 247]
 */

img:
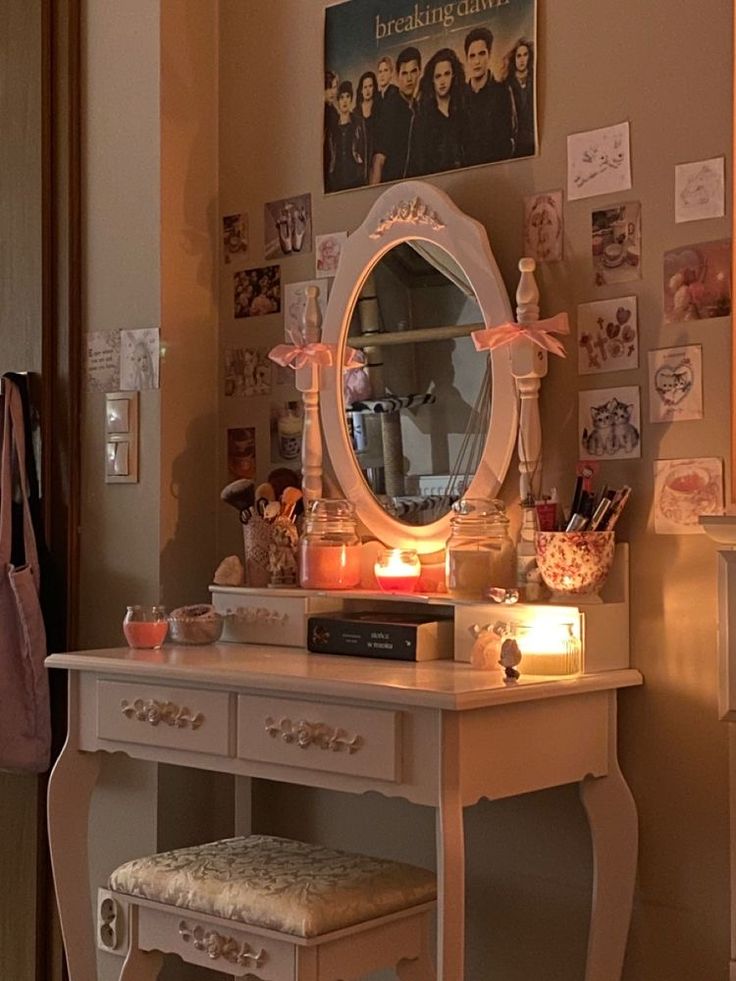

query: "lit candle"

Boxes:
[516, 620, 581, 676]
[374, 549, 421, 593]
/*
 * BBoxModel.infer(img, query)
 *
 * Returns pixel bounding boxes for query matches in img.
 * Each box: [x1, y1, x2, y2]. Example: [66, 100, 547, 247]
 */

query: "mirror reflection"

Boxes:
[342, 241, 490, 526]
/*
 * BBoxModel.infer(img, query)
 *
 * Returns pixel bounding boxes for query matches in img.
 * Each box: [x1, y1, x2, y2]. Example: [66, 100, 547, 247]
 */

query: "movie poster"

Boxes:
[324, 0, 537, 193]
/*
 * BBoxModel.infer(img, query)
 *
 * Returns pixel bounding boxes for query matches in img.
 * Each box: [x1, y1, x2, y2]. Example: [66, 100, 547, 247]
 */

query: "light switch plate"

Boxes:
[105, 391, 138, 483]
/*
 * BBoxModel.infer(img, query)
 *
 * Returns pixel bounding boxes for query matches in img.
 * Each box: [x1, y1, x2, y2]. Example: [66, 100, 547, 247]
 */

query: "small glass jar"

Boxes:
[123, 605, 168, 649]
[445, 498, 516, 600]
[299, 499, 361, 589]
[374, 548, 421, 593]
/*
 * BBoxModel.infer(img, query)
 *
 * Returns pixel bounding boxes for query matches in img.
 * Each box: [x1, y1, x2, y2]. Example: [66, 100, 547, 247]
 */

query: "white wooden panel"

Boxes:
[97, 680, 232, 755]
[459, 691, 609, 804]
[718, 551, 736, 720]
[237, 694, 401, 782]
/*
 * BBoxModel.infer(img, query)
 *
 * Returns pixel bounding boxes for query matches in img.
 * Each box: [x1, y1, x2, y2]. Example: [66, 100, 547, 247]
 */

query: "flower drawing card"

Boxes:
[577, 296, 638, 375]
[653, 457, 723, 534]
[579, 386, 641, 460]
[663, 239, 731, 323]
[675, 157, 725, 223]
[648, 345, 703, 423]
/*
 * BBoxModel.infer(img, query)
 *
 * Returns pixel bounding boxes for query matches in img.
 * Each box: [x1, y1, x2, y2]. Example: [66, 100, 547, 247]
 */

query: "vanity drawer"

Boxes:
[237, 695, 401, 782]
[97, 681, 231, 756]
[210, 588, 342, 648]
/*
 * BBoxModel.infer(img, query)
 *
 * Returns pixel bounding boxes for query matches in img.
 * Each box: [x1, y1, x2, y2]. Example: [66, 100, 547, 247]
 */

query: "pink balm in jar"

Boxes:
[123, 605, 169, 649]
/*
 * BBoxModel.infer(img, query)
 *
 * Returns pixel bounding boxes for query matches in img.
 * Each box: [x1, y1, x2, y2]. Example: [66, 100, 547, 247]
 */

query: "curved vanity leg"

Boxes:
[436, 712, 464, 981]
[578, 692, 638, 981]
[47, 674, 102, 981]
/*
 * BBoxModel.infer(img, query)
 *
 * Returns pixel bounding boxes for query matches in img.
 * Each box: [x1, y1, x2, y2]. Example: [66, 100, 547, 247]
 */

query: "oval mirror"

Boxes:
[320, 181, 518, 552]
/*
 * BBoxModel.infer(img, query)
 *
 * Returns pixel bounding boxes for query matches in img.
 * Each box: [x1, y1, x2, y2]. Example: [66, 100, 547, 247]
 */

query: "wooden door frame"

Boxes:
[39, 2, 82, 978]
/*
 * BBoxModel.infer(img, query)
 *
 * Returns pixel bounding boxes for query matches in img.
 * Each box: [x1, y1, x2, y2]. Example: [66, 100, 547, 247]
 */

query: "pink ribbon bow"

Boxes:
[472, 312, 570, 358]
[269, 328, 334, 370]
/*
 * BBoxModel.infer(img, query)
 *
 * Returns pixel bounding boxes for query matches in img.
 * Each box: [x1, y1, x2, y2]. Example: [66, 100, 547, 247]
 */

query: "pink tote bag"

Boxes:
[0, 380, 50, 772]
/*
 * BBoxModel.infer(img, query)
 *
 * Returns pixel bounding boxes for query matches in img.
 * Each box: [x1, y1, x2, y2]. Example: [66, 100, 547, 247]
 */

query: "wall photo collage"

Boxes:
[214, 0, 730, 539]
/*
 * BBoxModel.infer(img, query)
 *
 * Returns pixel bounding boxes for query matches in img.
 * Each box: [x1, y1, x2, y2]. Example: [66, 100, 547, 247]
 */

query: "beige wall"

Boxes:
[79, 3, 222, 978]
[75, 0, 733, 978]
[216, 2, 732, 979]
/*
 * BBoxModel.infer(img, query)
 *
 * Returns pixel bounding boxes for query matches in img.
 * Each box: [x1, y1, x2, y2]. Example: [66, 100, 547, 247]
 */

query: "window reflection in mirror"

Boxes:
[343, 241, 490, 526]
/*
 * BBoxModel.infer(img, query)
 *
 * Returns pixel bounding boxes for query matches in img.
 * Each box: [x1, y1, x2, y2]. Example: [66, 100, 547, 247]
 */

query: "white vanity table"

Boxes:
[47, 642, 640, 981]
[48, 181, 642, 979]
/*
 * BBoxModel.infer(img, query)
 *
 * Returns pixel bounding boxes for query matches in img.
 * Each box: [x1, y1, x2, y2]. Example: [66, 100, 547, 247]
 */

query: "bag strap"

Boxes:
[0, 380, 40, 577]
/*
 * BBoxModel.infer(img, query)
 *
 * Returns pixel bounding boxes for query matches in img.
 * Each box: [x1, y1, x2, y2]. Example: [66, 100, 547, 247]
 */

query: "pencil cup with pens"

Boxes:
[533, 478, 630, 603]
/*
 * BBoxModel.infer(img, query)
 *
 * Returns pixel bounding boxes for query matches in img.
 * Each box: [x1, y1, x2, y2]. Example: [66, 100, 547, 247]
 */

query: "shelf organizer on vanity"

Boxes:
[210, 542, 629, 674]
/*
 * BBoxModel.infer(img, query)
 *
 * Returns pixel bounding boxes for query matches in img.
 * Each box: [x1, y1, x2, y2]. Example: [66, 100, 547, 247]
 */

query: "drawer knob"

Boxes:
[120, 698, 204, 730]
[178, 920, 266, 967]
[264, 716, 363, 754]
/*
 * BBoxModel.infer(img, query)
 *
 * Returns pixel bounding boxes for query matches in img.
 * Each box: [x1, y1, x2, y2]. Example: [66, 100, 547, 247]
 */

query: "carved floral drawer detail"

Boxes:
[96, 681, 231, 755]
[238, 695, 400, 782]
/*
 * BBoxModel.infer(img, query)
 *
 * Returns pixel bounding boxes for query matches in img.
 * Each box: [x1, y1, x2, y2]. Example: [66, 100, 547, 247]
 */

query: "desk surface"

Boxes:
[46, 645, 641, 711]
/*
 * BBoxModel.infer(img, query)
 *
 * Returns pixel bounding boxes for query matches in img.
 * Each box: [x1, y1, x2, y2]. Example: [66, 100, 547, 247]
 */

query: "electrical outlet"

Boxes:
[96, 888, 127, 954]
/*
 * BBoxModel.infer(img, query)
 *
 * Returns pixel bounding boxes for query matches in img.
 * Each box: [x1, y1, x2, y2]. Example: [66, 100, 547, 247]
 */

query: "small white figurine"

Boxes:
[268, 518, 299, 587]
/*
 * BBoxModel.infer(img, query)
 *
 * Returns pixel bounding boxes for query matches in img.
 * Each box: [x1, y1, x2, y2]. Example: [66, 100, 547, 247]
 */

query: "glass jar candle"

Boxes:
[123, 605, 169, 649]
[374, 548, 421, 593]
[445, 498, 516, 600]
[299, 499, 361, 589]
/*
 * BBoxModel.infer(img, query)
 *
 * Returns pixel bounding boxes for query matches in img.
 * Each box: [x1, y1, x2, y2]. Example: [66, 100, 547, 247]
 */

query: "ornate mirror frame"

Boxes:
[320, 180, 518, 553]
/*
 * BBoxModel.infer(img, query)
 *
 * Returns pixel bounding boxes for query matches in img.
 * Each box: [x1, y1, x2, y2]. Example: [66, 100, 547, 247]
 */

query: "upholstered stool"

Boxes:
[109, 834, 437, 980]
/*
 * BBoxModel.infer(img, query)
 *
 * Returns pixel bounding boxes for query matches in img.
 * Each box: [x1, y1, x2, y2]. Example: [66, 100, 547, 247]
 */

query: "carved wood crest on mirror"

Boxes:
[319, 180, 518, 553]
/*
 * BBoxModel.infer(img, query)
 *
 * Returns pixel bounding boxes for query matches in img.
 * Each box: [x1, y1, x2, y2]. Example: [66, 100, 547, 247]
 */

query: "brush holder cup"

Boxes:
[534, 531, 615, 602]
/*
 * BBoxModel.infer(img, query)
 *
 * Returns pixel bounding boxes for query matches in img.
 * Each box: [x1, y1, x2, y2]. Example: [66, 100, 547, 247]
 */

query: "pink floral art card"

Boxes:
[577, 296, 638, 375]
[663, 239, 731, 323]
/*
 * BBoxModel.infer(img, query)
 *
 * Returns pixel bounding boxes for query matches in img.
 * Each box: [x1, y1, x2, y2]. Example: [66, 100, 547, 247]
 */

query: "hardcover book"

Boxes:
[307, 611, 453, 661]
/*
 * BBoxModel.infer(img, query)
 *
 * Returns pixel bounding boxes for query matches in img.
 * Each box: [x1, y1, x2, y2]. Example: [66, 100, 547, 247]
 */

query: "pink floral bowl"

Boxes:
[534, 531, 615, 597]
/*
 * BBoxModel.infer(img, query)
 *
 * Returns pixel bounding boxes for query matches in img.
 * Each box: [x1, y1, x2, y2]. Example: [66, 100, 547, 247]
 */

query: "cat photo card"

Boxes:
[577, 296, 638, 375]
[648, 345, 703, 423]
[653, 457, 723, 534]
[579, 385, 641, 460]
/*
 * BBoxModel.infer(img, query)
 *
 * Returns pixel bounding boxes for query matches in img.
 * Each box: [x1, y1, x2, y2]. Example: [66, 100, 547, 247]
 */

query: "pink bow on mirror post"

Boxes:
[268, 328, 334, 371]
[471, 312, 570, 358]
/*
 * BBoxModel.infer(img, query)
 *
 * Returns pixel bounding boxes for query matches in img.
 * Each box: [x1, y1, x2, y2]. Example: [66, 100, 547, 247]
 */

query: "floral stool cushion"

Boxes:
[109, 834, 437, 939]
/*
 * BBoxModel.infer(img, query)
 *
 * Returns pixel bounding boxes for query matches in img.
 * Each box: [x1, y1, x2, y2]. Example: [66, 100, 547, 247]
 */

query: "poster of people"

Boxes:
[324, 0, 537, 193]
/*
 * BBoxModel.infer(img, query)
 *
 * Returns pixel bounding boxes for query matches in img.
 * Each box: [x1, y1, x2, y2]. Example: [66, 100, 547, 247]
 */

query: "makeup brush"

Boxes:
[220, 479, 255, 513]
